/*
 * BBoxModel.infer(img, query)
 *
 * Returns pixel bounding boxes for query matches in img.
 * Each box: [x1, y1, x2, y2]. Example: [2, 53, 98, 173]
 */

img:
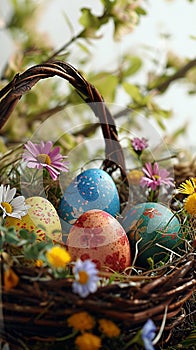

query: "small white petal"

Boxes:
[4, 186, 16, 203]
[11, 196, 25, 208]
[0, 185, 4, 202]
[8, 212, 22, 219]
[2, 210, 7, 218]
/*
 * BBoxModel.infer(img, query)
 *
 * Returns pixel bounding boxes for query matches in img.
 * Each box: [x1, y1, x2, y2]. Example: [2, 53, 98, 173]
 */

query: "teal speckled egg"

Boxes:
[121, 202, 183, 267]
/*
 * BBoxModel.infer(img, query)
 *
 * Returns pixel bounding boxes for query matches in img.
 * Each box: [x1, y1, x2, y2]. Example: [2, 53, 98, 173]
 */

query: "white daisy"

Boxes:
[73, 259, 99, 298]
[0, 184, 30, 219]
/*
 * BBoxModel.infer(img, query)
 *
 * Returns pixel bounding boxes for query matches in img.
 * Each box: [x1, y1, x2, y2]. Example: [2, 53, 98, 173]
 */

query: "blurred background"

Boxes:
[0, 0, 195, 164]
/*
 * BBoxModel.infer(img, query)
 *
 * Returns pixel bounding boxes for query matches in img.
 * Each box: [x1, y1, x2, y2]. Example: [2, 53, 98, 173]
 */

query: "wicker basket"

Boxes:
[0, 61, 195, 350]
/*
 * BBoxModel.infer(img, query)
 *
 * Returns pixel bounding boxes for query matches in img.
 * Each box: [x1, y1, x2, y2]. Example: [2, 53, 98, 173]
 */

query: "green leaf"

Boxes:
[135, 7, 147, 15]
[90, 72, 118, 102]
[100, 0, 115, 11]
[79, 8, 100, 30]
[181, 329, 196, 347]
[0, 232, 5, 250]
[23, 240, 52, 260]
[122, 56, 143, 78]
[122, 82, 143, 104]
[62, 11, 75, 35]
[24, 91, 38, 106]
[151, 111, 166, 130]
[77, 42, 92, 55]
[171, 125, 187, 141]
[79, 7, 109, 38]
[188, 89, 196, 95]
[5, 228, 21, 245]
[19, 229, 37, 243]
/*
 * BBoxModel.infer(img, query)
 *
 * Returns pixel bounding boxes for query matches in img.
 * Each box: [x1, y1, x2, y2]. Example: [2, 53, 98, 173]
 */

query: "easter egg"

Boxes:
[58, 168, 120, 234]
[66, 209, 131, 272]
[121, 202, 182, 267]
[5, 196, 62, 242]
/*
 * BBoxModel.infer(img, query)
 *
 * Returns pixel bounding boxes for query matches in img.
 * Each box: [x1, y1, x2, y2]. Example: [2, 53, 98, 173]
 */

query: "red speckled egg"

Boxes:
[66, 209, 131, 272]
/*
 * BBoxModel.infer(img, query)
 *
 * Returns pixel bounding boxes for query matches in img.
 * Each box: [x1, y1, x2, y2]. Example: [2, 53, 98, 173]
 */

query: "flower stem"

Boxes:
[56, 330, 78, 341]
[46, 30, 85, 61]
[147, 187, 160, 202]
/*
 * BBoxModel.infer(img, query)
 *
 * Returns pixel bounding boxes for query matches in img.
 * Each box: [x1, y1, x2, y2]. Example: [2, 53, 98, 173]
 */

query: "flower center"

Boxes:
[154, 175, 160, 180]
[36, 153, 51, 165]
[1, 202, 13, 214]
[78, 270, 89, 284]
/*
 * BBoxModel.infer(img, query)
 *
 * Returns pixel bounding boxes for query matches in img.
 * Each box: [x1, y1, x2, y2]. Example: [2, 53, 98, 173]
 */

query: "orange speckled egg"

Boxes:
[5, 196, 62, 242]
[66, 209, 131, 272]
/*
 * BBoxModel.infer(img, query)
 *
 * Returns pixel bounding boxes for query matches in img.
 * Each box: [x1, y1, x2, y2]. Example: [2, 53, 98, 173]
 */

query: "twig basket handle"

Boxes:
[0, 60, 127, 179]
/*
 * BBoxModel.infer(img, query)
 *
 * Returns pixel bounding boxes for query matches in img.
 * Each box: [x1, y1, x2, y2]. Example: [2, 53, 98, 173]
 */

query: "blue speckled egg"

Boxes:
[58, 168, 120, 234]
[121, 202, 183, 267]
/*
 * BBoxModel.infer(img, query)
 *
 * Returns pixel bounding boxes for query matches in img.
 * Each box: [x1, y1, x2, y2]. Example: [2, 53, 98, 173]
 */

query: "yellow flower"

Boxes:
[178, 178, 196, 195]
[127, 169, 144, 185]
[4, 268, 19, 291]
[46, 246, 71, 268]
[184, 193, 196, 215]
[35, 259, 43, 267]
[99, 319, 121, 338]
[67, 312, 95, 331]
[75, 333, 101, 350]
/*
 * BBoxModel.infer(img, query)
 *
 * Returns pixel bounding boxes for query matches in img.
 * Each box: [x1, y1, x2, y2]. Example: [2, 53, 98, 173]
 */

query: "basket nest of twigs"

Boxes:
[0, 61, 195, 350]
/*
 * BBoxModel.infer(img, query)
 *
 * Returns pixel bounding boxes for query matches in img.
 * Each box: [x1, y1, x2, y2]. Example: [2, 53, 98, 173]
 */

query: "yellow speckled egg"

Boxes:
[5, 196, 62, 242]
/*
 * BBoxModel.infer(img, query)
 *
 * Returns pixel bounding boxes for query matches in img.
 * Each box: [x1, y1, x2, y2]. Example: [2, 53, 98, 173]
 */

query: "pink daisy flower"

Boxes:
[23, 140, 69, 181]
[140, 162, 173, 191]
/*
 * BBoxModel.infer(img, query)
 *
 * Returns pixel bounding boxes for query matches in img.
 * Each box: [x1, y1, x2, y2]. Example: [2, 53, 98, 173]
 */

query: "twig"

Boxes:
[155, 58, 196, 93]
[155, 243, 181, 258]
[153, 305, 168, 345]
[130, 237, 143, 271]
[46, 30, 85, 61]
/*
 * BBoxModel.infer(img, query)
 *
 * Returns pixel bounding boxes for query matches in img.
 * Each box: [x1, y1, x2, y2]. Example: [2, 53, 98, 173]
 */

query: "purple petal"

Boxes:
[23, 154, 37, 163]
[153, 162, 159, 175]
[140, 177, 148, 187]
[150, 182, 159, 191]
[45, 165, 60, 180]
[40, 141, 53, 154]
[52, 155, 64, 162]
[24, 141, 40, 157]
[51, 162, 69, 172]
[49, 146, 61, 159]
[132, 137, 148, 151]
[23, 156, 39, 164]
[26, 161, 42, 169]
[159, 168, 169, 177]
[142, 319, 156, 350]
[73, 282, 89, 298]
[143, 163, 153, 177]
[140, 177, 152, 187]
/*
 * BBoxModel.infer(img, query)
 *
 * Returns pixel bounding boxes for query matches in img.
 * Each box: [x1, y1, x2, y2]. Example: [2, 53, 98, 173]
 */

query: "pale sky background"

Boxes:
[0, 0, 196, 150]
